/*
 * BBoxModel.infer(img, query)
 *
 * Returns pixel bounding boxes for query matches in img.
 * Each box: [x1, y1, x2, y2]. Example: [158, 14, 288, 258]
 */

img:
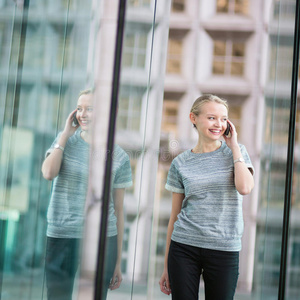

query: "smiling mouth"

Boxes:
[209, 129, 221, 134]
[80, 120, 90, 125]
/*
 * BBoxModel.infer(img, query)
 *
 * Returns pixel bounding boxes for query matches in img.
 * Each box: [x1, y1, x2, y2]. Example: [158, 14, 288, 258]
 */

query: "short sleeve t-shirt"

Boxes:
[165, 142, 254, 251]
[46, 130, 90, 238]
[45, 132, 132, 239]
[107, 144, 133, 237]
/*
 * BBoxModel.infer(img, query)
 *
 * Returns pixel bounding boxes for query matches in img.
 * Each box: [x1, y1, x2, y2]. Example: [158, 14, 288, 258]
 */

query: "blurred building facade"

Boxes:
[0, 0, 300, 299]
[155, 0, 300, 298]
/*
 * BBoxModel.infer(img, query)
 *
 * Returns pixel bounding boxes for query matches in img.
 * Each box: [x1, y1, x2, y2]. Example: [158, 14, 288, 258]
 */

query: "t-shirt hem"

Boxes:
[171, 235, 242, 252]
[165, 184, 184, 194]
[113, 181, 133, 188]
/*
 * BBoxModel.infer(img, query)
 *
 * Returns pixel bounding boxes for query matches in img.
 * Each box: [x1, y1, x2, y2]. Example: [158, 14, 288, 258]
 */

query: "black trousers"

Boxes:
[45, 237, 80, 300]
[102, 235, 118, 300]
[168, 240, 239, 300]
[45, 236, 118, 300]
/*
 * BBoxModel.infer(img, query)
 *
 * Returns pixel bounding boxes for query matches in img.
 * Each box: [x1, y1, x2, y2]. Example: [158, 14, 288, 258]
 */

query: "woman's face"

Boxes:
[191, 101, 228, 141]
[76, 93, 93, 131]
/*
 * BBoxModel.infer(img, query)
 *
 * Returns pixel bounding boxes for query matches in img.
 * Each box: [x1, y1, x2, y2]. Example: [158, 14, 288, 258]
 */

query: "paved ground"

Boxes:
[1, 270, 278, 300]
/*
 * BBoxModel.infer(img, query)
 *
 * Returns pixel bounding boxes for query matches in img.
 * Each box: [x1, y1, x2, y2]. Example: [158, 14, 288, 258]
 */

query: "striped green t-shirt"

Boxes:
[166, 142, 254, 251]
[46, 130, 132, 239]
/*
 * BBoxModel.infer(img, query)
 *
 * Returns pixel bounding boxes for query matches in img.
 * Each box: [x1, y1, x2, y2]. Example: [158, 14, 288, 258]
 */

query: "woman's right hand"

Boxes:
[62, 109, 79, 138]
[159, 269, 171, 295]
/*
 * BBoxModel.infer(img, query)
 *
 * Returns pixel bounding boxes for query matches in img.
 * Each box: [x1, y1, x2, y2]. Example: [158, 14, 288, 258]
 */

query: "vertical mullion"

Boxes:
[94, 0, 127, 299]
[278, 0, 300, 299]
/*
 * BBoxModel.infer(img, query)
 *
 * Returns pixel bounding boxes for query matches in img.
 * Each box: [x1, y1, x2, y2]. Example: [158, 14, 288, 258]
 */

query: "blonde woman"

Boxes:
[159, 94, 254, 300]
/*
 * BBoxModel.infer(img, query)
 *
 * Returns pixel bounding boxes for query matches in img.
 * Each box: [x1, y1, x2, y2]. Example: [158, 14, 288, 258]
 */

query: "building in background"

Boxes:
[155, 0, 300, 298]
[0, 0, 300, 299]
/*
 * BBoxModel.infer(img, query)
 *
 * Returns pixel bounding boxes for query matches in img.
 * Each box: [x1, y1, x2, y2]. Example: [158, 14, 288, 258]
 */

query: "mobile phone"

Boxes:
[224, 122, 231, 136]
[72, 111, 79, 126]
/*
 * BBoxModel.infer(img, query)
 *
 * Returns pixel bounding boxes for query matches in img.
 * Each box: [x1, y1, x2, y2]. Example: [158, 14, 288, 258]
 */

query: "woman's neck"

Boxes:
[192, 140, 221, 154]
[80, 130, 92, 144]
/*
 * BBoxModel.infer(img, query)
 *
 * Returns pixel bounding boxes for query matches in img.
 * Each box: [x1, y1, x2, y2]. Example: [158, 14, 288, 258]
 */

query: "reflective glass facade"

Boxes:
[0, 0, 300, 299]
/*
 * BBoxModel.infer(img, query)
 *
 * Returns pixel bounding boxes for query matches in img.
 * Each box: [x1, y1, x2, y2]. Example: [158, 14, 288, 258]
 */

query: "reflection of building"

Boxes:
[254, 0, 300, 298]
[0, 0, 93, 295]
[114, 0, 171, 284]
[1, 0, 300, 299]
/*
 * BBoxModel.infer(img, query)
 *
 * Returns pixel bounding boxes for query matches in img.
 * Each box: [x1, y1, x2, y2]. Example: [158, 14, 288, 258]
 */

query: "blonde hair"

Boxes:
[190, 94, 228, 116]
[79, 88, 93, 97]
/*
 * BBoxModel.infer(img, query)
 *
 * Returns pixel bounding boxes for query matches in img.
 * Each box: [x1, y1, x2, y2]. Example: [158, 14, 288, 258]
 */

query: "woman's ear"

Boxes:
[189, 112, 196, 127]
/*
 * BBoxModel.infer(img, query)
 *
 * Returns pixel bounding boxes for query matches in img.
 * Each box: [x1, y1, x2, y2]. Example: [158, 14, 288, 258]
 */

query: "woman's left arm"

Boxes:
[231, 145, 254, 195]
[224, 120, 254, 195]
[109, 188, 125, 290]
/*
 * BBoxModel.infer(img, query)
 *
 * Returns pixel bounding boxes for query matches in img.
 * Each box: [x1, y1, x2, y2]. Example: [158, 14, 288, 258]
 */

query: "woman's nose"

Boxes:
[80, 110, 87, 117]
[215, 119, 221, 127]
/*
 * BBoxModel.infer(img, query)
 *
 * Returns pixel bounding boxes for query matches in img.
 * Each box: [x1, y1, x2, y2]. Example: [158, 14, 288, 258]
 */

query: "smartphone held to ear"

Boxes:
[224, 122, 231, 136]
[72, 112, 79, 127]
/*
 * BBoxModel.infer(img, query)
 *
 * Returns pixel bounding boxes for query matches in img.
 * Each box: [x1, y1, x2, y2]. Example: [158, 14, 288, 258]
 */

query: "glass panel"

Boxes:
[166, 37, 183, 74]
[217, 0, 229, 13]
[0, 1, 95, 299]
[217, 0, 248, 15]
[1, 1, 300, 300]
[253, 1, 297, 299]
[234, 0, 249, 15]
[171, 0, 185, 12]
[100, 1, 171, 299]
[213, 40, 245, 76]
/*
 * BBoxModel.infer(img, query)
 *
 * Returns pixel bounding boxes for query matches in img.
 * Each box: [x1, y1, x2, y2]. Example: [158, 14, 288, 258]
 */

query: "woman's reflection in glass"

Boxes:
[41, 89, 93, 300]
[102, 144, 132, 299]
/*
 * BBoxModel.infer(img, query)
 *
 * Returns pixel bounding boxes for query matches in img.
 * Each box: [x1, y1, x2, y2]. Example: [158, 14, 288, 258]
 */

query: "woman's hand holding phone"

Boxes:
[61, 109, 79, 139]
[223, 120, 239, 150]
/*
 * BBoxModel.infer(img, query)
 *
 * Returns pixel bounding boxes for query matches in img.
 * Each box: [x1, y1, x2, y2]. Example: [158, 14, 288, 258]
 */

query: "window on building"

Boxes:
[264, 106, 292, 145]
[125, 158, 136, 195]
[0, 22, 7, 69]
[213, 39, 245, 76]
[128, 0, 151, 8]
[216, 0, 249, 15]
[49, 24, 73, 71]
[123, 29, 148, 69]
[260, 163, 286, 208]
[171, 0, 185, 12]
[228, 104, 241, 135]
[117, 87, 144, 132]
[166, 37, 183, 74]
[269, 39, 293, 81]
[23, 24, 43, 70]
[161, 100, 179, 138]
[273, 0, 295, 21]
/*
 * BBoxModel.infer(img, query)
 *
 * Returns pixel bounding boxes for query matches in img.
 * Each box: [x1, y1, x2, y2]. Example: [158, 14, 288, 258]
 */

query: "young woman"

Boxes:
[42, 89, 93, 300]
[159, 94, 254, 300]
[42, 90, 132, 299]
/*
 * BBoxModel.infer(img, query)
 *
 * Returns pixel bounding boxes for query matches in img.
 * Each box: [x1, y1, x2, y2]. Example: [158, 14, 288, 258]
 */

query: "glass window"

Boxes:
[117, 87, 144, 132]
[269, 38, 294, 81]
[128, 0, 151, 8]
[213, 39, 245, 76]
[216, 0, 249, 15]
[260, 163, 286, 208]
[50, 24, 73, 71]
[161, 100, 179, 138]
[273, 0, 295, 22]
[264, 106, 291, 145]
[171, 0, 185, 12]
[166, 37, 183, 74]
[123, 29, 148, 69]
